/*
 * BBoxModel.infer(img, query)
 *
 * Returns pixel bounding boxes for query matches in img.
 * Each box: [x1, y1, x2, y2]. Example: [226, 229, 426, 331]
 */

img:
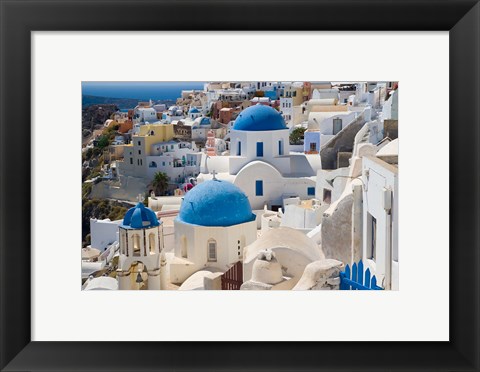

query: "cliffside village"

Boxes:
[81, 81, 399, 291]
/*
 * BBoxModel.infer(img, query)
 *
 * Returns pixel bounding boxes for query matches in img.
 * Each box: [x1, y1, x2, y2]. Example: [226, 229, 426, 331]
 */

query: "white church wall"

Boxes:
[234, 161, 284, 209]
[229, 156, 291, 176]
[201, 153, 230, 174]
[229, 129, 290, 163]
[233, 161, 317, 211]
[173, 219, 257, 284]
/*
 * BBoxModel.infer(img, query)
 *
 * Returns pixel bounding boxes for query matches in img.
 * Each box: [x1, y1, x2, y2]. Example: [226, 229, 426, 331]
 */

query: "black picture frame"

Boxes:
[1, 0, 479, 371]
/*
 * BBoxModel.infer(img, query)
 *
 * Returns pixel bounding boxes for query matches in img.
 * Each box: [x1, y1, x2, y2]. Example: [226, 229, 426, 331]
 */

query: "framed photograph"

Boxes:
[1, 0, 479, 371]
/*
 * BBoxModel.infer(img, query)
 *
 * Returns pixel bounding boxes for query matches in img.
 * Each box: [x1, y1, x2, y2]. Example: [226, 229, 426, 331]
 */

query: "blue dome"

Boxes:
[200, 117, 211, 125]
[233, 104, 286, 131]
[177, 180, 255, 227]
[189, 107, 200, 113]
[121, 203, 160, 229]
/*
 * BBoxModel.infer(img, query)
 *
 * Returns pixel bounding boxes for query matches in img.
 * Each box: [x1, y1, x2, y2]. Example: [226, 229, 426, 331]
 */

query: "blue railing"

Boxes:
[340, 260, 383, 290]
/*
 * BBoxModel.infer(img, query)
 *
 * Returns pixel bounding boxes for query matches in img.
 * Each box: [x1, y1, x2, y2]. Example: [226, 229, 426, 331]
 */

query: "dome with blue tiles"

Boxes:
[233, 104, 286, 131]
[189, 107, 200, 114]
[200, 117, 210, 125]
[193, 116, 211, 129]
[121, 203, 160, 229]
[177, 179, 255, 227]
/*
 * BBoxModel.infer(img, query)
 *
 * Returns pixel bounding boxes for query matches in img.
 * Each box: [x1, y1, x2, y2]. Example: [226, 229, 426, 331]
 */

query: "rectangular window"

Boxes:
[255, 180, 263, 196]
[307, 187, 315, 196]
[208, 241, 217, 262]
[138, 150, 141, 155]
[130, 158, 133, 165]
[368, 214, 377, 261]
[323, 189, 331, 204]
[310, 142, 317, 152]
[162, 162, 165, 166]
[278, 140, 283, 155]
[237, 141, 241, 156]
[333, 118, 343, 135]
[256, 142, 263, 157]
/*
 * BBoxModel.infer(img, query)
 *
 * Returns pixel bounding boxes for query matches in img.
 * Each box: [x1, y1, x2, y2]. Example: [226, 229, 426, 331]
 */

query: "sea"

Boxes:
[82, 81, 206, 101]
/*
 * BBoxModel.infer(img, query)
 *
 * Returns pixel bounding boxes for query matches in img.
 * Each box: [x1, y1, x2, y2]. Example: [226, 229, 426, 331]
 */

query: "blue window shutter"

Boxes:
[255, 180, 263, 196]
[256, 142, 263, 157]
[308, 187, 315, 196]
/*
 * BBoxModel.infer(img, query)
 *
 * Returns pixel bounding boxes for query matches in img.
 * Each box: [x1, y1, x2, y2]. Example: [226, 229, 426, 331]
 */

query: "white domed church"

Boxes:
[198, 104, 322, 210]
[169, 179, 257, 284]
[116, 203, 164, 290]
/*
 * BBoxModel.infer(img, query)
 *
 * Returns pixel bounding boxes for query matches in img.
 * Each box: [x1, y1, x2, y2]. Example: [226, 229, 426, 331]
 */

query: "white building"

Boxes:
[191, 116, 212, 140]
[280, 199, 323, 232]
[361, 140, 398, 290]
[382, 89, 399, 120]
[188, 106, 202, 120]
[198, 104, 322, 210]
[146, 140, 201, 183]
[311, 88, 339, 100]
[305, 111, 358, 152]
[89, 218, 121, 251]
[133, 107, 157, 123]
[153, 103, 166, 113]
[169, 179, 257, 284]
[162, 106, 185, 123]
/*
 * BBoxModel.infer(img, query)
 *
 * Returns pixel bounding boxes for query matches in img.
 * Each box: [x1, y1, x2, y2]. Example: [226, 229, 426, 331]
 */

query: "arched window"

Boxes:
[133, 234, 141, 257]
[207, 239, 217, 262]
[149, 233, 156, 254]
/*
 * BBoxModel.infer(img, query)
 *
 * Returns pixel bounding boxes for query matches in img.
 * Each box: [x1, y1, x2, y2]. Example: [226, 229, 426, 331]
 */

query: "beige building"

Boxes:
[280, 83, 304, 125]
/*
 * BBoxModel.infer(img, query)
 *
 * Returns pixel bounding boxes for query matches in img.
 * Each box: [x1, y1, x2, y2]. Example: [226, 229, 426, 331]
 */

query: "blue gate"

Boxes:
[340, 260, 383, 290]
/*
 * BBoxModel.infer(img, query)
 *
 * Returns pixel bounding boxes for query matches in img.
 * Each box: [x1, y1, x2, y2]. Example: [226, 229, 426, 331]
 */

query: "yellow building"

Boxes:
[118, 124, 175, 178]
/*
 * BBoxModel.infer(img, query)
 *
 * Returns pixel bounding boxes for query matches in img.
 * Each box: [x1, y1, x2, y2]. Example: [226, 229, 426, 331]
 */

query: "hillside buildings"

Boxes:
[82, 81, 399, 291]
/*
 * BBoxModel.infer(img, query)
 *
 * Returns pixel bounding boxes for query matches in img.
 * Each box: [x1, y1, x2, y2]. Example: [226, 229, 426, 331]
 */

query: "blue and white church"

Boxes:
[117, 203, 164, 290]
[169, 179, 257, 284]
[198, 104, 322, 210]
